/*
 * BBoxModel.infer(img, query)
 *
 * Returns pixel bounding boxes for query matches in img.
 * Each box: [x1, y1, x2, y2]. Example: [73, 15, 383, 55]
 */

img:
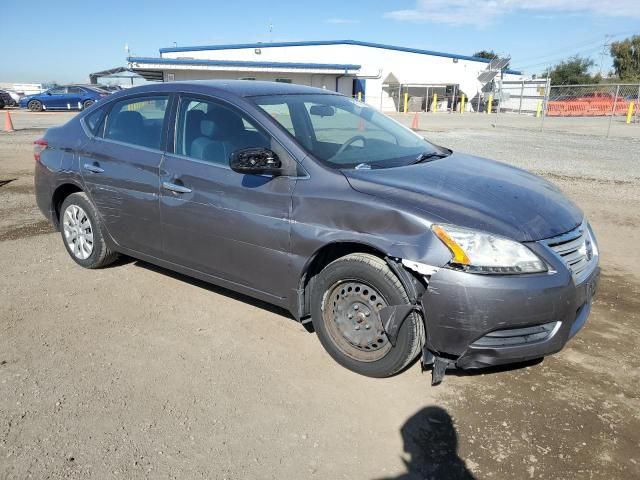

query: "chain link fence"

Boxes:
[379, 82, 640, 139]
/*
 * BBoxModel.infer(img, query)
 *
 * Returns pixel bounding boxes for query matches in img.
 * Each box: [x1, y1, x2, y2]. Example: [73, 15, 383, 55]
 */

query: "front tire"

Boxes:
[311, 253, 425, 378]
[28, 100, 43, 112]
[60, 192, 118, 269]
[83, 99, 95, 110]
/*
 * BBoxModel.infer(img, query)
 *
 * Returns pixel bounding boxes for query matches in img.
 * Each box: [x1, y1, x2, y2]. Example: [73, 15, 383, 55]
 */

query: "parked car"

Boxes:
[98, 85, 123, 92]
[19, 85, 108, 112]
[0, 90, 15, 108]
[5, 89, 23, 105]
[33, 81, 599, 384]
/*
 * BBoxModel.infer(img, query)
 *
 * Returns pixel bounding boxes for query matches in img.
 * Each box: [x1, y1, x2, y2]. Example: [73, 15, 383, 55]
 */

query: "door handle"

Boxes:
[83, 163, 104, 173]
[162, 181, 192, 194]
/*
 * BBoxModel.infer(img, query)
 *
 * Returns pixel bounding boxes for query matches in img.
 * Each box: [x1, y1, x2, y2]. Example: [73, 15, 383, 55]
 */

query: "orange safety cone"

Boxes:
[4, 111, 15, 132]
[410, 112, 420, 130]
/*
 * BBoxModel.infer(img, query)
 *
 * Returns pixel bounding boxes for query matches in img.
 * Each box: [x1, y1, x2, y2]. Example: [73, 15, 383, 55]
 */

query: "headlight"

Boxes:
[432, 224, 547, 274]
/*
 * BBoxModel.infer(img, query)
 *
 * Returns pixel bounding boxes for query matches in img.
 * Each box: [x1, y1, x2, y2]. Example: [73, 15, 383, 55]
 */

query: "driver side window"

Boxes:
[176, 97, 270, 165]
[49, 87, 67, 95]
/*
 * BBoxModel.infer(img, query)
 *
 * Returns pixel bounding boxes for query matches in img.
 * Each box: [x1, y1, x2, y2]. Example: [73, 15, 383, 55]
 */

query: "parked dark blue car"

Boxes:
[20, 85, 108, 112]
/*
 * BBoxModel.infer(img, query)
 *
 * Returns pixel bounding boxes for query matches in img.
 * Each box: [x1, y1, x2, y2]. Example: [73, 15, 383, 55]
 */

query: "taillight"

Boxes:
[34, 138, 48, 162]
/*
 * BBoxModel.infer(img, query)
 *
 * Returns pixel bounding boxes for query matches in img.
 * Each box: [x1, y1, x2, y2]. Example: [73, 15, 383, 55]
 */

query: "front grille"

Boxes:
[542, 222, 596, 282]
[471, 321, 559, 347]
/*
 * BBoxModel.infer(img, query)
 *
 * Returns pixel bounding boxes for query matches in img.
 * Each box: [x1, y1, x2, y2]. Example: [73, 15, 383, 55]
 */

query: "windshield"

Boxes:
[251, 93, 441, 169]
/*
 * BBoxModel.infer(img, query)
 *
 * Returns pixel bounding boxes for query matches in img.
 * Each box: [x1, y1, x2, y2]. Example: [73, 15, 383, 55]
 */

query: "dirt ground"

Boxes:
[1, 112, 639, 479]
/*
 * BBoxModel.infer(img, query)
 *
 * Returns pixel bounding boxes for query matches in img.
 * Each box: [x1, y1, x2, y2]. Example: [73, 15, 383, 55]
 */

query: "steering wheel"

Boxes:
[331, 135, 367, 159]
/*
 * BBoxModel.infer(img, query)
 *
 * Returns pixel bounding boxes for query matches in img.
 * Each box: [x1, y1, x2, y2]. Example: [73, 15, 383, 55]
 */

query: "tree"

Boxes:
[610, 35, 640, 81]
[473, 50, 498, 60]
[542, 56, 597, 85]
[472, 50, 510, 70]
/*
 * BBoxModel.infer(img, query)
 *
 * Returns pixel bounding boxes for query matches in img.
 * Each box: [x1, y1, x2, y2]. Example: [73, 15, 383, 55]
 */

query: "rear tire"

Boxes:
[59, 192, 118, 269]
[311, 253, 425, 378]
[28, 100, 42, 112]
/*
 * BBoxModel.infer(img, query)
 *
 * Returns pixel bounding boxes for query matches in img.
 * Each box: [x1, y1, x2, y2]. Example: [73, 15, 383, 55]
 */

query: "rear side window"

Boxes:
[84, 106, 107, 135]
[105, 96, 169, 150]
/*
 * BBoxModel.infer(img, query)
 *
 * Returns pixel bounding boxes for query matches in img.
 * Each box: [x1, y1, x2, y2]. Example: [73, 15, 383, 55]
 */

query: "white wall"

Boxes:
[163, 69, 351, 95]
[162, 43, 524, 109]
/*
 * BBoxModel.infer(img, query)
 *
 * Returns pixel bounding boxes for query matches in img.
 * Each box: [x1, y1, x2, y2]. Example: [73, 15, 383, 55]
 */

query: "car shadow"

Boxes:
[129, 258, 294, 321]
[377, 406, 476, 480]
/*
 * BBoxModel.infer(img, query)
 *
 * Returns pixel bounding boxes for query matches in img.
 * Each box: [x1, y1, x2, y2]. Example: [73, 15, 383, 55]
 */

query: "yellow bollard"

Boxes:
[403, 92, 408, 113]
[460, 94, 466, 114]
[626, 102, 635, 124]
[536, 100, 542, 118]
[487, 95, 493, 114]
[357, 91, 362, 102]
[431, 93, 437, 113]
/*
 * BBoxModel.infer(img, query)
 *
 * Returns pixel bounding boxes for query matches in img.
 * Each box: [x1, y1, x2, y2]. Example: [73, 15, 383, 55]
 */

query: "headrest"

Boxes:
[113, 110, 144, 131]
[199, 107, 246, 140]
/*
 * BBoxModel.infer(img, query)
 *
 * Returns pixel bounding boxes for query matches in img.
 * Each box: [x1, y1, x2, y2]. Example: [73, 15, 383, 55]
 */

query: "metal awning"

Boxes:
[127, 57, 361, 81]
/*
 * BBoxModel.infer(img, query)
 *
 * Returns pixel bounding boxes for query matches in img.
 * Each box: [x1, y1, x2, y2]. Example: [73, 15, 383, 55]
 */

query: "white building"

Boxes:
[128, 40, 524, 112]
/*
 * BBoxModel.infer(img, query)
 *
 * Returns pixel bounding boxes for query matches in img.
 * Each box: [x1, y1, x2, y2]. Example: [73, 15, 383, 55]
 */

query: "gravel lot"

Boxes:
[1, 111, 639, 479]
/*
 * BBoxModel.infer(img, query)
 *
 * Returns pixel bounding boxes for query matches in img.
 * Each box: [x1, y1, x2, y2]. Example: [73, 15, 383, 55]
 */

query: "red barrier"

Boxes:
[547, 99, 632, 117]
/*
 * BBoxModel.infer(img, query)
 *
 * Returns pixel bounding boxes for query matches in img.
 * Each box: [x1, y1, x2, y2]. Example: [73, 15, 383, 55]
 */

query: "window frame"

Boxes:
[167, 92, 306, 177]
[48, 87, 67, 95]
[80, 104, 108, 137]
[97, 93, 173, 152]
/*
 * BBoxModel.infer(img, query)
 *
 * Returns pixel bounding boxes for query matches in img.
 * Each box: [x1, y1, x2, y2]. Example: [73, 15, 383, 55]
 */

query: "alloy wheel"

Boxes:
[62, 205, 94, 260]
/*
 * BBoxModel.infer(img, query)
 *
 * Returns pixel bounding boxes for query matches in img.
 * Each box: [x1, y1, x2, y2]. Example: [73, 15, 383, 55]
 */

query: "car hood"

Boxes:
[342, 152, 583, 242]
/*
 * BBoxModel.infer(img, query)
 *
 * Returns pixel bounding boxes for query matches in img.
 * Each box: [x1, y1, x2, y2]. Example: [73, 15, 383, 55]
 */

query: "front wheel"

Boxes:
[28, 100, 43, 112]
[311, 253, 425, 378]
[83, 99, 94, 110]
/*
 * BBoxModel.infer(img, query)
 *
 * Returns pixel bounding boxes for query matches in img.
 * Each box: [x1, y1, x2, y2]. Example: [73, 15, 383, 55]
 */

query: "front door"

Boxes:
[45, 87, 68, 109]
[160, 95, 295, 298]
[80, 94, 170, 257]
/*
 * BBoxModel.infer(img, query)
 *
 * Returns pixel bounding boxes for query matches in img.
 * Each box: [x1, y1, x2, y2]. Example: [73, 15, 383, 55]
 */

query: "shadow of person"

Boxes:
[379, 406, 476, 480]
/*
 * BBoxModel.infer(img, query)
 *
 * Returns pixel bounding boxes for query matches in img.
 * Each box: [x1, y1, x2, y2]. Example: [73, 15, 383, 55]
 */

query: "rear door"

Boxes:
[159, 94, 295, 298]
[79, 94, 170, 257]
[66, 86, 86, 109]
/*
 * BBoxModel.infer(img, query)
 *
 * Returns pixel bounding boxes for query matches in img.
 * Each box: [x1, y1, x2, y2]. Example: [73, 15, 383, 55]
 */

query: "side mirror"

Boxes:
[230, 147, 283, 176]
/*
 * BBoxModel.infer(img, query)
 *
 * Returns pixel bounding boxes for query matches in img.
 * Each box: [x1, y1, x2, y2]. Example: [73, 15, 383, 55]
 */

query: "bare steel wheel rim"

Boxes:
[63, 205, 94, 260]
[322, 280, 392, 362]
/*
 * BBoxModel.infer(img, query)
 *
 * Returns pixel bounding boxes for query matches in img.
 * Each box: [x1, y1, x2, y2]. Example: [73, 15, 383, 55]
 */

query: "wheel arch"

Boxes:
[51, 182, 84, 228]
[296, 240, 389, 321]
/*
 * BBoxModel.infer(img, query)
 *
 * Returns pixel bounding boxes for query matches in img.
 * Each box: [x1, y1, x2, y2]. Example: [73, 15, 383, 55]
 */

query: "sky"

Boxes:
[1, 0, 638, 83]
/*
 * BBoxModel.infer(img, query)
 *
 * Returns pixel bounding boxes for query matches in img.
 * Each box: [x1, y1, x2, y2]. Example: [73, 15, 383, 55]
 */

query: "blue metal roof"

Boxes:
[158, 39, 521, 75]
[128, 56, 361, 72]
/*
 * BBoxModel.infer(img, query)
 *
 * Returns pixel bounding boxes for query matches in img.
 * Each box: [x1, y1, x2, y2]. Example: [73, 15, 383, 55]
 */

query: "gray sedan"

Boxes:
[33, 81, 599, 384]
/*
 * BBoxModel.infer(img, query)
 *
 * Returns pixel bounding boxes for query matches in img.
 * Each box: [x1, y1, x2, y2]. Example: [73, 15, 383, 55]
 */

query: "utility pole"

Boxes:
[599, 34, 613, 77]
[269, 19, 273, 43]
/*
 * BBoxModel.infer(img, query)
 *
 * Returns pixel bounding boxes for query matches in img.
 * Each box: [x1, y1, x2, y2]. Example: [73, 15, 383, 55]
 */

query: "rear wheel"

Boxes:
[83, 99, 95, 110]
[311, 253, 425, 378]
[60, 192, 118, 268]
[28, 100, 43, 112]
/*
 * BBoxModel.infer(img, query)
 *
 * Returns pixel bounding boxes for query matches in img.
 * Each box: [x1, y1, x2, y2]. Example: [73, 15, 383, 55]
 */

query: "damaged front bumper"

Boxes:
[421, 254, 600, 373]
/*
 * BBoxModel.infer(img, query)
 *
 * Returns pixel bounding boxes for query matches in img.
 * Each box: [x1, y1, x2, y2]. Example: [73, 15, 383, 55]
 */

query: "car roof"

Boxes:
[107, 80, 340, 99]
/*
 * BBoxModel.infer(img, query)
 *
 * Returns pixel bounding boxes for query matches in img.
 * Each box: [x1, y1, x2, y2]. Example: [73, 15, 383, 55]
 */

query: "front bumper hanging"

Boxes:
[381, 256, 600, 386]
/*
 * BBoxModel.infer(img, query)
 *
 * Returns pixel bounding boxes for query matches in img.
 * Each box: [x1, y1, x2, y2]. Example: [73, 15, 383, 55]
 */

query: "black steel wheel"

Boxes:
[311, 253, 425, 378]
